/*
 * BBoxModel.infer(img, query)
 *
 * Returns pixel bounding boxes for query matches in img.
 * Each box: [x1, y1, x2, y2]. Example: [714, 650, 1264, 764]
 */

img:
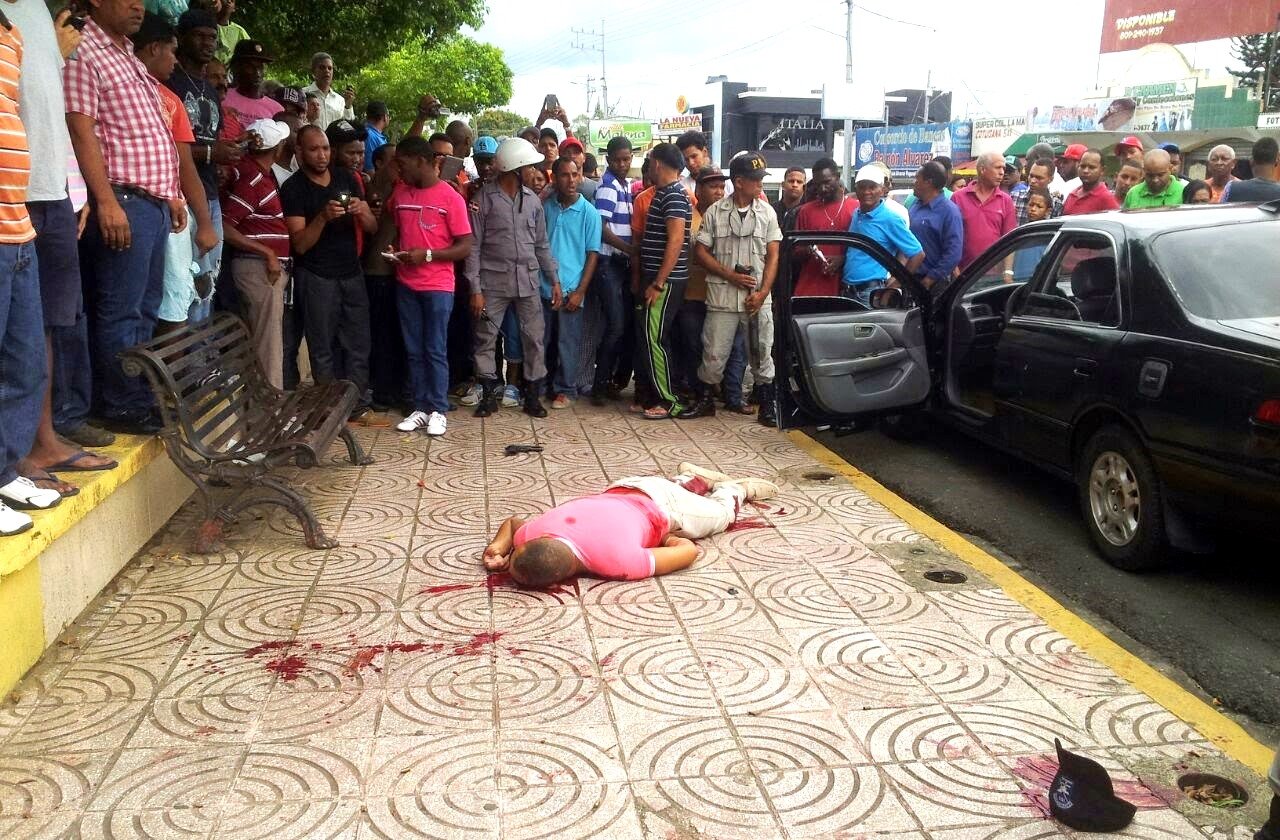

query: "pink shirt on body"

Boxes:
[220, 89, 282, 140]
[952, 184, 1016, 270]
[513, 489, 668, 580]
[388, 180, 472, 292]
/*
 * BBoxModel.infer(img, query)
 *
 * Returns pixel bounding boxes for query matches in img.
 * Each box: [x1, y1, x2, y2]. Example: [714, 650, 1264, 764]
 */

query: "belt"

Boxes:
[110, 184, 167, 204]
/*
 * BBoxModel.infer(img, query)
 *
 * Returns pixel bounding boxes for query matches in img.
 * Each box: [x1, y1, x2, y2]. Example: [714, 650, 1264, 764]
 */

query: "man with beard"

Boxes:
[1056, 143, 1086, 193]
[793, 158, 853, 297]
[1062, 149, 1118, 215]
[281, 126, 376, 414]
[220, 40, 277, 139]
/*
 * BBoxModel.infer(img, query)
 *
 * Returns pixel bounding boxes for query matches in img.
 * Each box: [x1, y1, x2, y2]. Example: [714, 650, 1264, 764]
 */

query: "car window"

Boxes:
[965, 232, 1057, 296]
[1014, 233, 1119, 327]
[1151, 222, 1280, 321]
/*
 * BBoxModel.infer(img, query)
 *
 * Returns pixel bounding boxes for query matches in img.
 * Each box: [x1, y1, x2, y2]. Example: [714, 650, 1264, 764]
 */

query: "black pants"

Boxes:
[365, 273, 406, 405]
[298, 266, 371, 394]
[448, 270, 475, 387]
[673, 298, 706, 395]
[1258, 795, 1280, 840]
[633, 280, 685, 411]
[612, 279, 636, 390]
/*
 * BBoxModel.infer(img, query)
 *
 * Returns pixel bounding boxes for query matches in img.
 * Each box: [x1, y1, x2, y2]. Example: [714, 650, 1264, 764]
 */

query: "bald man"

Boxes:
[1121, 150, 1181, 209]
[1205, 144, 1238, 203]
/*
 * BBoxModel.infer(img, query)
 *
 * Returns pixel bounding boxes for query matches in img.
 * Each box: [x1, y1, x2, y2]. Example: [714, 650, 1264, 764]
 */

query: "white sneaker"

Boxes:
[397, 410, 430, 432]
[0, 500, 32, 536]
[501, 384, 522, 407]
[0, 476, 62, 510]
[426, 412, 447, 436]
[733, 477, 779, 502]
[459, 383, 482, 406]
[678, 462, 734, 485]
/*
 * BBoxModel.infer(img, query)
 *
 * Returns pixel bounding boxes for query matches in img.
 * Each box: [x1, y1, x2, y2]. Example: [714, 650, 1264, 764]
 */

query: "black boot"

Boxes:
[523, 379, 548, 418]
[1256, 795, 1280, 840]
[474, 380, 500, 418]
[676, 385, 716, 419]
[757, 383, 778, 427]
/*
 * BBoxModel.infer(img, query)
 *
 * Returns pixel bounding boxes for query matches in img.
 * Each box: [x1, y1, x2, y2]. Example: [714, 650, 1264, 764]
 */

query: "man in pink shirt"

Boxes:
[482, 463, 778, 586]
[220, 40, 278, 140]
[952, 152, 1016, 270]
[1062, 150, 1119, 216]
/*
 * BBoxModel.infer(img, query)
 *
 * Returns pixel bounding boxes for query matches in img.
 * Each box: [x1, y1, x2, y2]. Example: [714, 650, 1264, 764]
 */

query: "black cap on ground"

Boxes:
[1048, 739, 1137, 832]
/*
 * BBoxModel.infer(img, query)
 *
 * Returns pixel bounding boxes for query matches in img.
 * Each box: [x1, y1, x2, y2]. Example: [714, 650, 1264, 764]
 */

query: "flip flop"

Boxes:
[46, 450, 117, 472]
[642, 406, 672, 421]
[20, 468, 79, 498]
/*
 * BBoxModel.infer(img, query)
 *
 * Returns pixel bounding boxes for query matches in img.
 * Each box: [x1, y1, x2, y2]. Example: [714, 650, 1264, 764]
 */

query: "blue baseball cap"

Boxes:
[474, 136, 499, 158]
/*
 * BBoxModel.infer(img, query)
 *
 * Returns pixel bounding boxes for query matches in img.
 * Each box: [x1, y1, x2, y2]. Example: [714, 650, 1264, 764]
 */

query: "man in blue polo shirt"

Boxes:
[844, 165, 924, 305]
[543, 157, 602, 408]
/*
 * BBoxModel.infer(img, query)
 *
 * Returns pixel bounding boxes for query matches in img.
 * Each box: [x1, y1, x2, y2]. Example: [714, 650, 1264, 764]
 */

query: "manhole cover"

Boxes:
[923, 569, 968, 584]
[1177, 773, 1249, 808]
[802, 470, 836, 482]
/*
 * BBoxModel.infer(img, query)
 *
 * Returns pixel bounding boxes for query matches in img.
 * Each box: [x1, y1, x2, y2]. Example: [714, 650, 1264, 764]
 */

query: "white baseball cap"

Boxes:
[854, 164, 885, 185]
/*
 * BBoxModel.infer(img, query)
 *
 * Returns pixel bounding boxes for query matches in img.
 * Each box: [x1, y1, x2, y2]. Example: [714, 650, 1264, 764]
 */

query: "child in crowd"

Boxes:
[482, 463, 777, 586]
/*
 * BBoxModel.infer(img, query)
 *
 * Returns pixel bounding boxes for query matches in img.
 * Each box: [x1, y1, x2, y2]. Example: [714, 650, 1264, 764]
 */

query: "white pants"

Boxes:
[609, 475, 744, 539]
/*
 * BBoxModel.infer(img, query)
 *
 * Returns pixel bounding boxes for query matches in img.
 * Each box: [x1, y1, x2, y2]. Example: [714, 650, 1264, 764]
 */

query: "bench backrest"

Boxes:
[120, 314, 281, 460]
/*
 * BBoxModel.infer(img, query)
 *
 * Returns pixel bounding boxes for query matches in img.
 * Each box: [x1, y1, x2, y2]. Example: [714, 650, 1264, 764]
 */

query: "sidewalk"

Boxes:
[0, 403, 1271, 839]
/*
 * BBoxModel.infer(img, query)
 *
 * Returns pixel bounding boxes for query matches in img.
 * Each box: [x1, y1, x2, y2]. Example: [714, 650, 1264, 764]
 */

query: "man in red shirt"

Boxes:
[222, 119, 292, 386]
[952, 152, 1016, 270]
[65, 0, 184, 434]
[1063, 149, 1119, 216]
[792, 158, 853, 296]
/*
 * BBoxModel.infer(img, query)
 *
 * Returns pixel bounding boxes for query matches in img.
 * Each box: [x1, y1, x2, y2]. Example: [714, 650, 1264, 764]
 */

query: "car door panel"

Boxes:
[792, 308, 931, 415]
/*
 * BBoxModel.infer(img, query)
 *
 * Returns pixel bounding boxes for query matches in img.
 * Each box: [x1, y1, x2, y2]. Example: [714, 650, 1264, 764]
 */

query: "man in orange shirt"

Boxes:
[0, 14, 64, 533]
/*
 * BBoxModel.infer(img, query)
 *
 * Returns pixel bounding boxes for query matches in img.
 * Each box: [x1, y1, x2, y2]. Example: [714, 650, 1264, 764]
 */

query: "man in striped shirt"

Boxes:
[222, 119, 291, 387]
[583, 135, 634, 405]
[64, 0, 182, 435]
[0, 15, 64, 534]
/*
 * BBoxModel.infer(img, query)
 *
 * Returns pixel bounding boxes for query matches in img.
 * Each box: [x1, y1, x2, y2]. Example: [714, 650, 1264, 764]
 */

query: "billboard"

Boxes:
[1026, 79, 1197, 133]
[656, 114, 703, 133]
[972, 116, 1029, 156]
[854, 121, 973, 180]
[1100, 0, 1280, 53]
[587, 119, 652, 150]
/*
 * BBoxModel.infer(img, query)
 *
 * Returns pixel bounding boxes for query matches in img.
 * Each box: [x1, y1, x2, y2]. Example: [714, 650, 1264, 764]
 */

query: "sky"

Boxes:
[467, 0, 1117, 123]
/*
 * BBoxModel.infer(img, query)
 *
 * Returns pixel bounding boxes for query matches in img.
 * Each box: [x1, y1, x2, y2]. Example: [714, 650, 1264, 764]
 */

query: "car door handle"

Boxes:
[1074, 358, 1098, 378]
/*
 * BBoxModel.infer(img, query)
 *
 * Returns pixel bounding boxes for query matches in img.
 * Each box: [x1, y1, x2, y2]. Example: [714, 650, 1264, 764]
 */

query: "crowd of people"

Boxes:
[1, 0, 1278, 537]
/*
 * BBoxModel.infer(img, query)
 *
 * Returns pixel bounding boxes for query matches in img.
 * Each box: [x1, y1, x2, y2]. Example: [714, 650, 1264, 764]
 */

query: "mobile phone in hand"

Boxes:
[438, 155, 465, 182]
[543, 94, 560, 114]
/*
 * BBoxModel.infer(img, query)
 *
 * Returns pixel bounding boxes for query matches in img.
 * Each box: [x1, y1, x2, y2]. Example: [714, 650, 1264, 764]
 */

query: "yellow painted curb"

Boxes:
[788, 429, 1275, 775]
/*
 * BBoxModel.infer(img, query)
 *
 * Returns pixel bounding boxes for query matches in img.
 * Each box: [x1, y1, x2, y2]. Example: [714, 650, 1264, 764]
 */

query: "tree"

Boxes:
[474, 108, 532, 139]
[571, 113, 590, 140]
[238, 0, 486, 75]
[349, 36, 513, 137]
[1228, 33, 1279, 110]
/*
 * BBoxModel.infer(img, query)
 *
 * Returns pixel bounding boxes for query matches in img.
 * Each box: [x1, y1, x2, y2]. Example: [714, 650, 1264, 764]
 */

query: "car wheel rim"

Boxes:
[1088, 450, 1141, 547]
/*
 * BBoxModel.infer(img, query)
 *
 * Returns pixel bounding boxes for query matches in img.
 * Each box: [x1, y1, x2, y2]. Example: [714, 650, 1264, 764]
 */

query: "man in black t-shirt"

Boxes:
[635, 142, 692, 420]
[281, 125, 377, 412]
[1222, 137, 1280, 204]
[168, 9, 240, 321]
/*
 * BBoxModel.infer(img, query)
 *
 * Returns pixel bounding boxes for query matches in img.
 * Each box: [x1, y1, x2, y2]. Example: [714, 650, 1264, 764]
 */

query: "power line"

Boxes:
[571, 21, 609, 116]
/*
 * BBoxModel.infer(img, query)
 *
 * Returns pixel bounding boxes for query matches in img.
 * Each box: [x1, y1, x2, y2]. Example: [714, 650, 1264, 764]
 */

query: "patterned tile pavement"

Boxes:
[0, 404, 1271, 839]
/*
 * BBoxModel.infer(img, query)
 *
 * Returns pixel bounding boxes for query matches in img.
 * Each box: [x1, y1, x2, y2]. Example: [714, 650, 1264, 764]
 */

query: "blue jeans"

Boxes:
[82, 189, 170, 418]
[500, 305, 523, 364]
[542, 298, 584, 398]
[189, 197, 222, 325]
[723, 324, 748, 406]
[842, 279, 886, 307]
[0, 241, 46, 485]
[397, 285, 453, 414]
[590, 257, 628, 391]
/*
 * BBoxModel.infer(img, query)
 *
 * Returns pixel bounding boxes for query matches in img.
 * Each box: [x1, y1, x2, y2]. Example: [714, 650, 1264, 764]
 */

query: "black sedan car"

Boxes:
[775, 202, 1280, 570]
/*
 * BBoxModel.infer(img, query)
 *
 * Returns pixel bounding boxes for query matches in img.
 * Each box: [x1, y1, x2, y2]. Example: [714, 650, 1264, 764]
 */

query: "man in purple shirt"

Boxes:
[952, 152, 1016, 270]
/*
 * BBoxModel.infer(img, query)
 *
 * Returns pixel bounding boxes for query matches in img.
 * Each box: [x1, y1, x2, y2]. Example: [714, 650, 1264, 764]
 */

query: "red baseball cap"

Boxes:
[1114, 135, 1143, 153]
[559, 137, 584, 153]
[1061, 143, 1088, 161]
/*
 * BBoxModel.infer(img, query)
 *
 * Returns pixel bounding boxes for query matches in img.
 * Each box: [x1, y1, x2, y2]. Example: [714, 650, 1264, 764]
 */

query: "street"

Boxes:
[814, 421, 1280, 737]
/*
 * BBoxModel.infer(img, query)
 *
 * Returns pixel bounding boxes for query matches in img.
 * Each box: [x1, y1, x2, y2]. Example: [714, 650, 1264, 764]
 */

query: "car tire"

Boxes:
[878, 410, 928, 441]
[1077, 425, 1168, 571]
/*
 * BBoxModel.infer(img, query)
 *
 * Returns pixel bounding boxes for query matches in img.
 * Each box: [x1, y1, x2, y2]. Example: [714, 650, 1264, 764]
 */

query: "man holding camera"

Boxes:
[281, 124, 375, 412]
[685, 153, 782, 426]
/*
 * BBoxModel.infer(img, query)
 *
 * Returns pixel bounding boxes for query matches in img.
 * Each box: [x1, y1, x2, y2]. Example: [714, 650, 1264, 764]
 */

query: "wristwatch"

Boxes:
[425, 249, 433, 263]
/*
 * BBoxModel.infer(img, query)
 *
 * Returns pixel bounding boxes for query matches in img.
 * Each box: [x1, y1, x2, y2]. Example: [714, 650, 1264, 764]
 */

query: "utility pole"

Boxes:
[843, 0, 855, 190]
[922, 69, 931, 124]
[572, 21, 609, 116]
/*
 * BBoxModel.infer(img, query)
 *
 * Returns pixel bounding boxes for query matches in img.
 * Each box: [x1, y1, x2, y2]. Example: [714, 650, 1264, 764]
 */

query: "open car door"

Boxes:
[775, 231, 936, 430]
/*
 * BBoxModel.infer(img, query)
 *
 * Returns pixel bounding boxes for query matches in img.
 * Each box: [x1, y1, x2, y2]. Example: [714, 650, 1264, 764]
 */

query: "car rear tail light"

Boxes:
[1255, 399, 1280, 427]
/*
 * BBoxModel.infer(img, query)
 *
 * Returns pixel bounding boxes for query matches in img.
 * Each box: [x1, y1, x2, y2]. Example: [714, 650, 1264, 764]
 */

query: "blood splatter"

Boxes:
[452, 632, 506, 656]
[541, 577, 581, 598]
[1008, 755, 1165, 814]
[192, 725, 216, 737]
[598, 653, 616, 669]
[420, 582, 473, 595]
[485, 572, 516, 591]
[724, 518, 775, 532]
[265, 654, 307, 681]
[345, 642, 433, 675]
[242, 640, 292, 659]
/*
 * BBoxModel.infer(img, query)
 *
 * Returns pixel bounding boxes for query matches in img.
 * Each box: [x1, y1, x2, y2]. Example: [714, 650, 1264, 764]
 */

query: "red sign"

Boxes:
[1099, 0, 1280, 53]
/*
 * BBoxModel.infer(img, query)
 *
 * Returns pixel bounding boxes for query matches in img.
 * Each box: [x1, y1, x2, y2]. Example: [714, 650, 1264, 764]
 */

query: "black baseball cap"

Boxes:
[325, 119, 367, 146]
[177, 8, 218, 33]
[1048, 739, 1137, 832]
[729, 152, 768, 181]
[273, 86, 305, 111]
[230, 40, 274, 64]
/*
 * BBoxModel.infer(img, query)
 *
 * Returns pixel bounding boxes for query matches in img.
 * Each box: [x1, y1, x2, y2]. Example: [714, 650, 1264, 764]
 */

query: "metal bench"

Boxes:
[120, 313, 372, 553]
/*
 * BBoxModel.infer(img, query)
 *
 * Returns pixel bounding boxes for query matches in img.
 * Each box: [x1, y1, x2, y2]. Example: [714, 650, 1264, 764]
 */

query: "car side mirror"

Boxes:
[870, 287, 903, 310]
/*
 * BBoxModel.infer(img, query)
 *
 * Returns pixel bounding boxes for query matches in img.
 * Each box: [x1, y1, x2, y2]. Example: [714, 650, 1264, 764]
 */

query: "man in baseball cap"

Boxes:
[558, 137, 597, 200]
[843, 164, 923, 307]
[272, 87, 306, 118]
[1114, 135, 1143, 165]
[472, 136, 499, 186]
[1057, 143, 1087, 190]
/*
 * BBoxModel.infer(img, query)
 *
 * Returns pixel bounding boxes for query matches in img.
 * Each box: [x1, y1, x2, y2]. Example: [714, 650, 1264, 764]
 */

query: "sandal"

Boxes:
[642, 406, 672, 420]
[45, 450, 117, 472]
[20, 468, 79, 499]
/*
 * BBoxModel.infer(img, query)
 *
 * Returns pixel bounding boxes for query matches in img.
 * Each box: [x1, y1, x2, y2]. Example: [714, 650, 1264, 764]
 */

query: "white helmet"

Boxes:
[495, 137, 545, 173]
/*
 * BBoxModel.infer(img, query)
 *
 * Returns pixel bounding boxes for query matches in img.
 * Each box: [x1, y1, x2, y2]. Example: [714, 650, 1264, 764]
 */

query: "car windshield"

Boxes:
[1152, 222, 1280, 320]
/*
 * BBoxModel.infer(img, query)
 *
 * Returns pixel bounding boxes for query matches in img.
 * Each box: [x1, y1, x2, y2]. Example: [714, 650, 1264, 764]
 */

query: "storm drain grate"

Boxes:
[923, 569, 968, 584]
[1177, 773, 1249, 808]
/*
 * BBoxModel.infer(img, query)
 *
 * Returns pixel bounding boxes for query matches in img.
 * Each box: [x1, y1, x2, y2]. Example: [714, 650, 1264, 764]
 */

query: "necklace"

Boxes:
[821, 197, 847, 228]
